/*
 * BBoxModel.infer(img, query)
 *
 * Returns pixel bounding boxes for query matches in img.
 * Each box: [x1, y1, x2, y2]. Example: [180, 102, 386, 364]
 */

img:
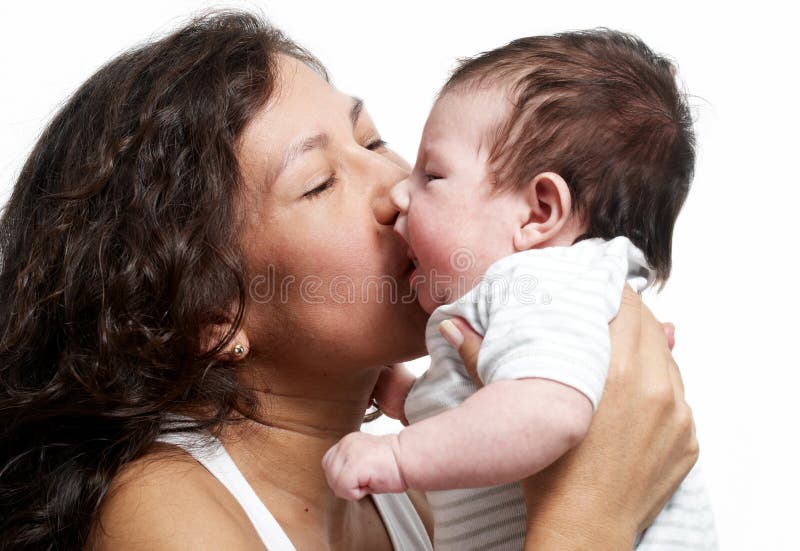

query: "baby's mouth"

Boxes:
[406, 247, 419, 268]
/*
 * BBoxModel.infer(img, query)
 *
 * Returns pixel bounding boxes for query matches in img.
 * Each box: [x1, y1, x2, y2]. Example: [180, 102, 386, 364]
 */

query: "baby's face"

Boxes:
[391, 91, 529, 313]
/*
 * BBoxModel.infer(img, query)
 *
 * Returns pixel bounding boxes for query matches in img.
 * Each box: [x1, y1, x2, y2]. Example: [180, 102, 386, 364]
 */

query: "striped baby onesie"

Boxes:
[404, 236, 718, 550]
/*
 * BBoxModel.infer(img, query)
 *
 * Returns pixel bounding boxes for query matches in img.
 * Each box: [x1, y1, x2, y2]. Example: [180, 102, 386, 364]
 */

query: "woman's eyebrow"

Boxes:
[274, 96, 364, 180]
[277, 133, 329, 179]
[350, 96, 364, 126]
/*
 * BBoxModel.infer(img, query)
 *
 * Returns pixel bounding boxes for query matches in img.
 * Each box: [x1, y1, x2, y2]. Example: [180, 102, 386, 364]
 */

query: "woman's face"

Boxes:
[236, 55, 428, 372]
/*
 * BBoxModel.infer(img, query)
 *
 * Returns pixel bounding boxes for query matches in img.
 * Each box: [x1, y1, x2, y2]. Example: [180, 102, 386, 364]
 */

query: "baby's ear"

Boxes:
[512, 172, 572, 251]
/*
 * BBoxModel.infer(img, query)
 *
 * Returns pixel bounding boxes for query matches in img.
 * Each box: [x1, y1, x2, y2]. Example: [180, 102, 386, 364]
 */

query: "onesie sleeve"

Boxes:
[475, 236, 654, 411]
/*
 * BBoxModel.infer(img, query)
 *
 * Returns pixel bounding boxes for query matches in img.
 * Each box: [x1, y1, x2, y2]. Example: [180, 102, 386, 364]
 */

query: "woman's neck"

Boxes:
[216, 358, 384, 542]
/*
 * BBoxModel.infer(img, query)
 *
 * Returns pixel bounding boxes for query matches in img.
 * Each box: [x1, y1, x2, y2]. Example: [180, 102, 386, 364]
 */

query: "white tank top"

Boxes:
[154, 418, 432, 551]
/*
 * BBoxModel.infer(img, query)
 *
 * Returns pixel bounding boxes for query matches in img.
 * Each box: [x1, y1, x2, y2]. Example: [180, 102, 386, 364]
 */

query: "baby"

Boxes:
[323, 30, 717, 549]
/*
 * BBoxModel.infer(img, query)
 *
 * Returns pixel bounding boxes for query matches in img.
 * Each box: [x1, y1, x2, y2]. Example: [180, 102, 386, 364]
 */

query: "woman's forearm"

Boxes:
[525, 521, 635, 551]
[521, 470, 637, 551]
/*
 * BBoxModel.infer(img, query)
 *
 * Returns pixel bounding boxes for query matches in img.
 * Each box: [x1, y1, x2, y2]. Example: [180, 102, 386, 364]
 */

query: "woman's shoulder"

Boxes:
[87, 444, 264, 550]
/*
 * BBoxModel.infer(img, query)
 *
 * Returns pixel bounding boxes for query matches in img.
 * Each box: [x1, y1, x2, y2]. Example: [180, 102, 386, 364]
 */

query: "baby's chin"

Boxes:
[414, 267, 484, 313]
[417, 292, 439, 315]
[410, 281, 441, 315]
[416, 283, 461, 315]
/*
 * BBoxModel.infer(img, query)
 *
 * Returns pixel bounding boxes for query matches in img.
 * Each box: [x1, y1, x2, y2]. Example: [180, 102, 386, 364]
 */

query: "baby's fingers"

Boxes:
[325, 454, 363, 501]
[338, 465, 369, 501]
[322, 446, 343, 490]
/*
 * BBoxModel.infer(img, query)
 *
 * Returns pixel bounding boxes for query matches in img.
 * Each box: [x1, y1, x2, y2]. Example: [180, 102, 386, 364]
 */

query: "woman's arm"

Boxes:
[446, 284, 696, 549]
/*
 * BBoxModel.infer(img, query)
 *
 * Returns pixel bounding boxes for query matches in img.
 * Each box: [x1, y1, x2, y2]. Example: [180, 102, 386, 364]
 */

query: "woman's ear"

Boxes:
[512, 172, 572, 251]
[201, 317, 250, 359]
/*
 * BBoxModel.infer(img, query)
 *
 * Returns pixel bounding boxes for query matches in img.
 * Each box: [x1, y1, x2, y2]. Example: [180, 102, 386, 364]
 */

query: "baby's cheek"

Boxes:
[411, 207, 450, 251]
[417, 235, 453, 276]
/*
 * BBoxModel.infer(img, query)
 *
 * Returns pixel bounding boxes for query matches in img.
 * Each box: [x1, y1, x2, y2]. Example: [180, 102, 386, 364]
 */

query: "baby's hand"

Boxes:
[322, 432, 408, 501]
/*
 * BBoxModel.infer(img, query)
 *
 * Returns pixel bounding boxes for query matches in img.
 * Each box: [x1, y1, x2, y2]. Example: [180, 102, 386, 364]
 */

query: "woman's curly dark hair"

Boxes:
[0, 10, 327, 550]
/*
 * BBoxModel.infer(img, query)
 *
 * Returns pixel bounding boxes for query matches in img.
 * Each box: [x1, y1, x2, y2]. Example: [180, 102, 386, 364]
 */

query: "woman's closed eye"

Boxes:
[425, 174, 443, 182]
[302, 138, 387, 199]
[365, 137, 387, 151]
[303, 174, 337, 199]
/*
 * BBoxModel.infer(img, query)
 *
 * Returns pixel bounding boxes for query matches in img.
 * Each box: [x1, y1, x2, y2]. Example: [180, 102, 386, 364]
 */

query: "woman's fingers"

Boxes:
[667, 355, 686, 400]
[608, 284, 644, 366]
[662, 322, 676, 351]
[372, 363, 416, 425]
[641, 300, 686, 400]
[438, 317, 485, 389]
[624, 295, 697, 532]
[640, 299, 670, 353]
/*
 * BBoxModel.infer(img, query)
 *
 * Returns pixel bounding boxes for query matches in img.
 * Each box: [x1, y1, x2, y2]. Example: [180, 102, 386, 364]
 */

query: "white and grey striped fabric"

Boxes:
[637, 462, 718, 550]
[404, 236, 717, 550]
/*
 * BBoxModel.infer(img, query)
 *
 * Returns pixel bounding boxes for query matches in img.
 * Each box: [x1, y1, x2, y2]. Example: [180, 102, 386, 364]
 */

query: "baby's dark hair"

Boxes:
[440, 29, 696, 289]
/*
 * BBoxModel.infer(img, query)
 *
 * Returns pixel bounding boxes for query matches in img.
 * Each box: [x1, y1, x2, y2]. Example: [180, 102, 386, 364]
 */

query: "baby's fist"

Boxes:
[322, 432, 408, 501]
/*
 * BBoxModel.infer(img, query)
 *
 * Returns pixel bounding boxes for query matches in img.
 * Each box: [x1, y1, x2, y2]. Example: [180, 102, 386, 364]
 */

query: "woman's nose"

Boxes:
[373, 189, 399, 226]
[373, 177, 410, 227]
[368, 146, 411, 226]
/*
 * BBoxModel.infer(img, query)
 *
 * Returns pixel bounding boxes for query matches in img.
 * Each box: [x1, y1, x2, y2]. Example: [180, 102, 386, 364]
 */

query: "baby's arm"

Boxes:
[323, 376, 593, 499]
[396, 377, 593, 490]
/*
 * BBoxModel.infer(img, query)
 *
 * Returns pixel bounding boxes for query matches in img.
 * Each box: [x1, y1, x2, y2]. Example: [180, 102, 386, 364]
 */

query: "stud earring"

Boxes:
[233, 343, 246, 356]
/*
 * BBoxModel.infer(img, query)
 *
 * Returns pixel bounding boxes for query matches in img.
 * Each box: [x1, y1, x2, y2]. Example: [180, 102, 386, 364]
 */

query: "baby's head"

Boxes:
[391, 29, 695, 313]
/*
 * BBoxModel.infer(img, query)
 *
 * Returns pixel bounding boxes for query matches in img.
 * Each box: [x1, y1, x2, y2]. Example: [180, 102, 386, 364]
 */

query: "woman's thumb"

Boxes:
[438, 317, 484, 389]
[662, 322, 676, 351]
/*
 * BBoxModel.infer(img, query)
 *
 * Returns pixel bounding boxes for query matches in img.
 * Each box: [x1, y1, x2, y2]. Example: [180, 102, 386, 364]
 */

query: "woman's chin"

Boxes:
[393, 300, 430, 360]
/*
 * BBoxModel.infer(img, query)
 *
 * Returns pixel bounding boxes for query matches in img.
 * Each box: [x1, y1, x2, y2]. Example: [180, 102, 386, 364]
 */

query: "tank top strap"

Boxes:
[155, 428, 297, 551]
[371, 492, 434, 551]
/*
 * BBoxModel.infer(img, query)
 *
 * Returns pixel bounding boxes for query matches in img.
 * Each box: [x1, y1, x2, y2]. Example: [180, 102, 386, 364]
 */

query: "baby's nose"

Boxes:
[389, 178, 410, 213]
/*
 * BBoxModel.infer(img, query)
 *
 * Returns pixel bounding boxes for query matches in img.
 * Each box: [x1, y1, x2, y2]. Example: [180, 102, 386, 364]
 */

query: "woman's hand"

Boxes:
[371, 363, 417, 425]
[438, 285, 696, 549]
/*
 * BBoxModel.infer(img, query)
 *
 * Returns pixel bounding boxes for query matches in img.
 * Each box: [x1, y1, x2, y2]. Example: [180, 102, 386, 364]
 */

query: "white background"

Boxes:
[2, 2, 798, 549]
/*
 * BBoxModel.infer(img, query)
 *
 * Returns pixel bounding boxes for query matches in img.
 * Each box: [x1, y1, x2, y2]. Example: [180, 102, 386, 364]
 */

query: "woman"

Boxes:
[0, 10, 696, 550]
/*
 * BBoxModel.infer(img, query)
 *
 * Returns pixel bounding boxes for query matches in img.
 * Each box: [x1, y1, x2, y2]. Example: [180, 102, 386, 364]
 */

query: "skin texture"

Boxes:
[90, 55, 696, 551]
